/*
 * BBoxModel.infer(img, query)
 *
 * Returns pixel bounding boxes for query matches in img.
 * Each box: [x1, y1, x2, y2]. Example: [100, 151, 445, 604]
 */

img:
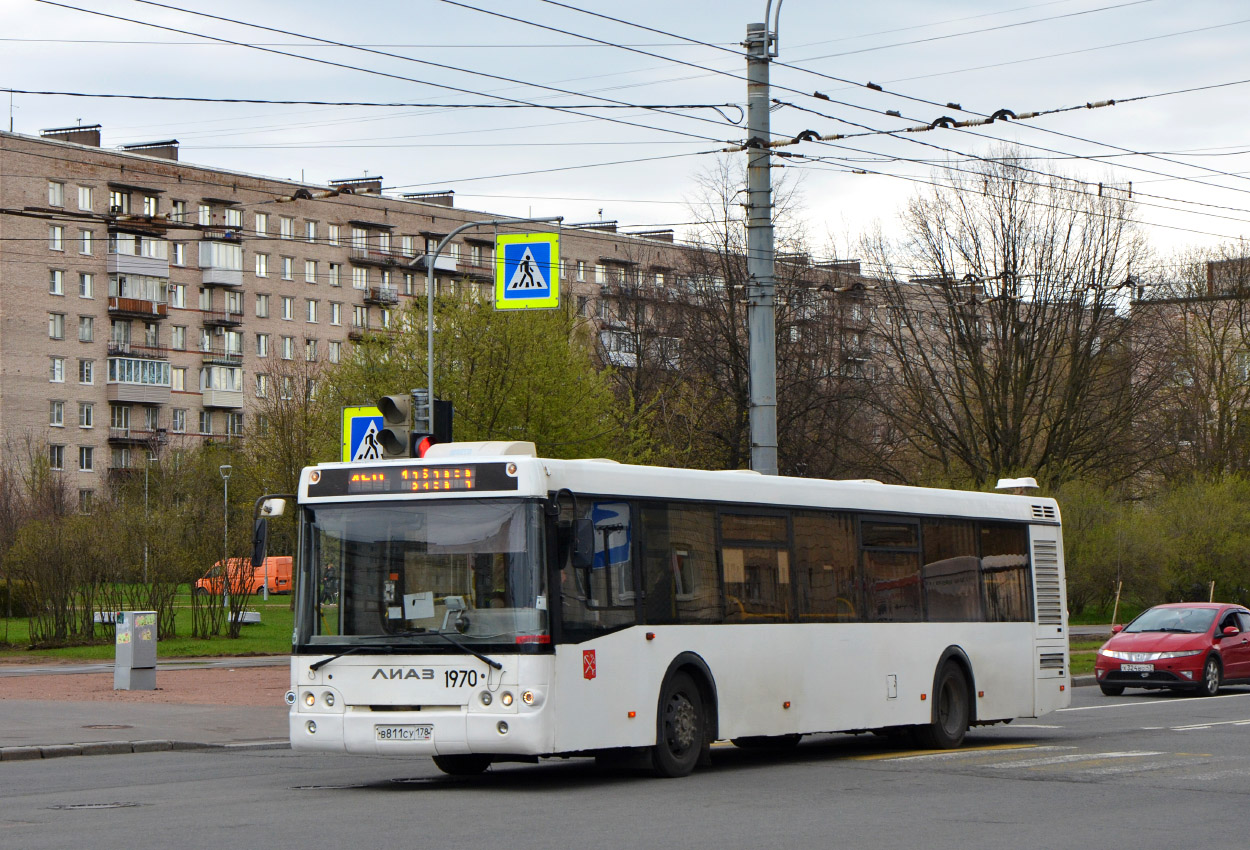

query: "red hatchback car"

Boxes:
[1095, 602, 1250, 697]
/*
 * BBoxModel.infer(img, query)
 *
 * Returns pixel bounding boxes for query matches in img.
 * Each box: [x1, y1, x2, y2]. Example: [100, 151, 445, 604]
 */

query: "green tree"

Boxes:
[322, 295, 629, 459]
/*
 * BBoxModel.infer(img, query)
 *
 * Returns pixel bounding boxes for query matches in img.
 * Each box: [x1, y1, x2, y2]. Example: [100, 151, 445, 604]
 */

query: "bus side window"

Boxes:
[641, 504, 720, 625]
[922, 520, 982, 622]
[861, 520, 922, 623]
[793, 511, 859, 622]
[720, 513, 790, 622]
[981, 523, 1031, 622]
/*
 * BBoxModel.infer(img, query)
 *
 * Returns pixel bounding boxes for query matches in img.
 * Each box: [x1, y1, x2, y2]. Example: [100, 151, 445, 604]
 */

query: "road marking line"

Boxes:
[1008, 724, 1061, 729]
[853, 744, 1051, 762]
[988, 751, 1164, 769]
[1058, 692, 1250, 712]
[1084, 759, 1184, 776]
[1171, 718, 1250, 731]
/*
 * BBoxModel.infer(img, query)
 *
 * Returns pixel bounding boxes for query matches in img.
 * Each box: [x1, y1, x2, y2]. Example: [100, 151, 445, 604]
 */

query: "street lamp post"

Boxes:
[410, 216, 562, 432]
[219, 464, 232, 610]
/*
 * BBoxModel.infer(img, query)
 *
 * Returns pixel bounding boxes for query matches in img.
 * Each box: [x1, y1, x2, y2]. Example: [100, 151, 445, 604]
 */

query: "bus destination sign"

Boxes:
[307, 462, 520, 498]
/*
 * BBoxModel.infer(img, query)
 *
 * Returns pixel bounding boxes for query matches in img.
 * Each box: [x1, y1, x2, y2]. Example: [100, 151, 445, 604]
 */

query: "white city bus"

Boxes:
[273, 441, 1068, 777]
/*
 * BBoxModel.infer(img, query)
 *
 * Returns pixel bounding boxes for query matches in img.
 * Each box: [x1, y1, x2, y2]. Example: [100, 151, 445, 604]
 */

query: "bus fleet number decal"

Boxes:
[445, 670, 479, 688]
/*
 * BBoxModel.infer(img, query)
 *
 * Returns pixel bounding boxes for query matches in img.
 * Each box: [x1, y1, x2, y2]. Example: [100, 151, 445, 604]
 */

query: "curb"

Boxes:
[0, 739, 290, 761]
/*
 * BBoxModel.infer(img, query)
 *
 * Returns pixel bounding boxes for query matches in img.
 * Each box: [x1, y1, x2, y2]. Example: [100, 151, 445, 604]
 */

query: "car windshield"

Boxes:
[1124, 606, 1217, 634]
[299, 499, 548, 647]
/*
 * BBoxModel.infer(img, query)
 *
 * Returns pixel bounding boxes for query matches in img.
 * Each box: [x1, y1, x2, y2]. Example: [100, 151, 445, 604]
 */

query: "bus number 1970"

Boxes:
[445, 670, 479, 687]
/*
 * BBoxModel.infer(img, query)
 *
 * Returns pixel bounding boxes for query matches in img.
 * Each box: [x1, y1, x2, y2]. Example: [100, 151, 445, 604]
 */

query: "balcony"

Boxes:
[108, 296, 168, 320]
[107, 427, 169, 446]
[108, 252, 169, 279]
[107, 383, 171, 405]
[364, 286, 399, 306]
[347, 328, 367, 341]
[108, 340, 168, 359]
[457, 261, 492, 281]
[200, 344, 244, 366]
[350, 246, 406, 268]
[199, 239, 244, 287]
[202, 309, 244, 328]
[202, 389, 244, 409]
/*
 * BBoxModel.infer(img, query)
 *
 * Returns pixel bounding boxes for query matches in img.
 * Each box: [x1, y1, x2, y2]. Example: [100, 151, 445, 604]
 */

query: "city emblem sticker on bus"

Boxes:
[341, 406, 385, 462]
[495, 232, 559, 310]
[583, 649, 596, 680]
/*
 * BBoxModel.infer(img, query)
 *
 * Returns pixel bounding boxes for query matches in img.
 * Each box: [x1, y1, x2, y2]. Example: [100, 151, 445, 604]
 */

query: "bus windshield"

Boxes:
[300, 499, 548, 647]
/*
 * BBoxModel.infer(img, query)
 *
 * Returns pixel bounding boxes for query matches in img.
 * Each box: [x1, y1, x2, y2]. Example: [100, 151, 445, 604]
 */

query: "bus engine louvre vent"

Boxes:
[1032, 540, 1063, 626]
[1039, 652, 1065, 670]
[1031, 504, 1056, 520]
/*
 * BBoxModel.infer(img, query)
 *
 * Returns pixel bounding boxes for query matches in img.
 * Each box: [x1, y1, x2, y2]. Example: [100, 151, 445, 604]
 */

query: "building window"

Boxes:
[79, 273, 93, 298]
[352, 267, 368, 290]
[50, 356, 65, 383]
[330, 302, 342, 325]
[352, 305, 367, 328]
[49, 225, 64, 251]
[171, 242, 185, 265]
[109, 190, 130, 215]
[48, 444, 64, 471]
[111, 446, 131, 469]
[198, 203, 211, 225]
[280, 376, 293, 400]
[172, 367, 185, 392]
[199, 410, 213, 435]
[79, 230, 93, 255]
[281, 256, 293, 280]
[78, 186, 93, 211]
[50, 269, 65, 295]
[307, 299, 318, 323]
[171, 409, 186, 432]
[79, 446, 94, 472]
[79, 402, 93, 428]
[225, 208, 242, 228]
[328, 224, 340, 246]
[79, 316, 94, 342]
[328, 340, 341, 363]
[171, 199, 186, 221]
[305, 220, 317, 243]
[79, 489, 95, 513]
[255, 253, 268, 277]
[168, 284, 185, 308]
[142, 195, 158, 216]
[257, 332, 269, 357]
[328, 263, 341, 287]
[305, 260, 317, 284]
[380, 308, 391, 329]
[255, 373, 269, 398]
[255, 293, 270, 318]
[305, 338, 318, 361]
[282, 296, 294, 320]
[49, 312, 65, 340]
[281, 336, 294, 360]
[50, 400, 65, 426]
[254, 212, 268, 236]
[79, 359, 94, 384]
[171, 325, 186, 350]
[227, 412, 244, 437]
[225, 290, 242, 314]
[198, 287, 212, 310]
[279, 216, 294, 240]
[48, 181, 64, 207]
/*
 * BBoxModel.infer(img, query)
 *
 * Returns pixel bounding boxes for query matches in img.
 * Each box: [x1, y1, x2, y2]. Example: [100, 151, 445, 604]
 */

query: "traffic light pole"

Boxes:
[410, 216, 563, 432]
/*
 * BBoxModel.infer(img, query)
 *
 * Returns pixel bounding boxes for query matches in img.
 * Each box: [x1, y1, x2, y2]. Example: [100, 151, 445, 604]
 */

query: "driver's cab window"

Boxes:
[558, 499, 636, 636]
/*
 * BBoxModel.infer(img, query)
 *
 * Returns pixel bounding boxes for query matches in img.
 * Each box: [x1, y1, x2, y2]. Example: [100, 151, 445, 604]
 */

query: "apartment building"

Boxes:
[0, 124, 685, 507]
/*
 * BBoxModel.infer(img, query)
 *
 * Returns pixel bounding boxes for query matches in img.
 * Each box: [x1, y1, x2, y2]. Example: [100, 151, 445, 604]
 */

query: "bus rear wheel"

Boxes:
[652, 671, 704, 778]
[913, 663, 970, 750]
[432, 754, 492, 776]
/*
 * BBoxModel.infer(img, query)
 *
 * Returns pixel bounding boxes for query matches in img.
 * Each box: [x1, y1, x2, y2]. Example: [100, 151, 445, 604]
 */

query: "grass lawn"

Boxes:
[0, 593, 295, 660]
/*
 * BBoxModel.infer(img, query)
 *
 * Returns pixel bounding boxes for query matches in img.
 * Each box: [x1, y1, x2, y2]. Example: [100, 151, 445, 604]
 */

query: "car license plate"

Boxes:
[375, 724, 432, 742]
[1121, 663, 1154, 672]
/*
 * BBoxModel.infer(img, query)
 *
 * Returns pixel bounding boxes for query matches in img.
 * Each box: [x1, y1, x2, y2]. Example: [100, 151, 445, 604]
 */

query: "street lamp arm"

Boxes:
[407, 216, 563, 431]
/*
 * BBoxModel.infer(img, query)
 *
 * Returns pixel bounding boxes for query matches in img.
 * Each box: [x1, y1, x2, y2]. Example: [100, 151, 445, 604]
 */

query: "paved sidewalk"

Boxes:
[0, 656, 291, 761]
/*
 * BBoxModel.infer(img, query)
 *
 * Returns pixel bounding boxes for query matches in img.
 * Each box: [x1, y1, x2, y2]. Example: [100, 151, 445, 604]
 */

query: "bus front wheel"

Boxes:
[913, 663, 970, 749]
[432, 754, 492, 776]
[652, 671, 704, 778]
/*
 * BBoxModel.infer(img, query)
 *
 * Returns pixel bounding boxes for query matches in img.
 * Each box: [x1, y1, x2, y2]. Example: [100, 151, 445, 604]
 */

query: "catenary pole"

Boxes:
[745, 15, 778, 475]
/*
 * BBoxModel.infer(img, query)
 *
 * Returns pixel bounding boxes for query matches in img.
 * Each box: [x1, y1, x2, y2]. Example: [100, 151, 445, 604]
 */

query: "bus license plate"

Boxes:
[376, 724, 432, 742]
[1121, 663, 1154, 672]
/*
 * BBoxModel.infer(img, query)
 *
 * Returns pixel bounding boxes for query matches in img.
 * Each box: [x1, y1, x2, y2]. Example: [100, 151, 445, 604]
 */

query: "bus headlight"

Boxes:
[323, 692, 335, 707]
[304, 691, 316, 707]
[480, 691, 492, 706]
[501, 692, 514, 706]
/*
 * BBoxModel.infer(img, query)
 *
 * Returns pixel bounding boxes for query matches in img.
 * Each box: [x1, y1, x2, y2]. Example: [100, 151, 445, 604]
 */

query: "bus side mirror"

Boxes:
[571, 518, 595, 570]
[251, 517, 269, 569]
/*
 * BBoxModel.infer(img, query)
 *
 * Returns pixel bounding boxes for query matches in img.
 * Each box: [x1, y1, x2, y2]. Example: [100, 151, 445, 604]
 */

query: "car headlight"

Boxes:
[1100, 648, 1204, 661]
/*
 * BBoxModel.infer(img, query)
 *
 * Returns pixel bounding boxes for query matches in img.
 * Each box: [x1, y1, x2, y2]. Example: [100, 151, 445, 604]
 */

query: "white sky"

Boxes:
[4, 0, 1249, 270]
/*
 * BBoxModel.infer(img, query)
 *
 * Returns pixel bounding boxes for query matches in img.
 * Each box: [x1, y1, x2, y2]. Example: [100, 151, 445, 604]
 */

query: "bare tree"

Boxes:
[863, 151, 1160, 487]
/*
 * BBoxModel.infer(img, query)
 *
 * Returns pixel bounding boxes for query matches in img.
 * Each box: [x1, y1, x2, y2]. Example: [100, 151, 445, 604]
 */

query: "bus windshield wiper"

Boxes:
[308, 628, 501, 671]
[433, 629, 503, 670]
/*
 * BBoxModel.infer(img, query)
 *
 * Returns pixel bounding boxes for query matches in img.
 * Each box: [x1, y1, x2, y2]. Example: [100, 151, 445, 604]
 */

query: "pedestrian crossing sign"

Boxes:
[342, 405, 384, 462]
[495, 232, 559, 310]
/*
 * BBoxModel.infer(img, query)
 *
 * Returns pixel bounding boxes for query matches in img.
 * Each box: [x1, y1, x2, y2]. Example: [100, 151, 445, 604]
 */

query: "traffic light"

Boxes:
[377, 393, 417, 458]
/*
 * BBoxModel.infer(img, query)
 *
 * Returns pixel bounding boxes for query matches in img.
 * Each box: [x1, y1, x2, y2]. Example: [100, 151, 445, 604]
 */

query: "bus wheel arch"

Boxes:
[914, 647, 975, 749]
[652, 653, 718, 777]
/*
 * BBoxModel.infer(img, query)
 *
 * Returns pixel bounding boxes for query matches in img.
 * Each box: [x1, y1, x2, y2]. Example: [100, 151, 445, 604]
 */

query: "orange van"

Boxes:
[194, 556, 292, 596]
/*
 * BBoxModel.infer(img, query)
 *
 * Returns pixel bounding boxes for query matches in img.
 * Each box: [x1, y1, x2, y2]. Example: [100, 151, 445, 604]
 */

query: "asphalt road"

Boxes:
[4, 685, 1248, 850]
